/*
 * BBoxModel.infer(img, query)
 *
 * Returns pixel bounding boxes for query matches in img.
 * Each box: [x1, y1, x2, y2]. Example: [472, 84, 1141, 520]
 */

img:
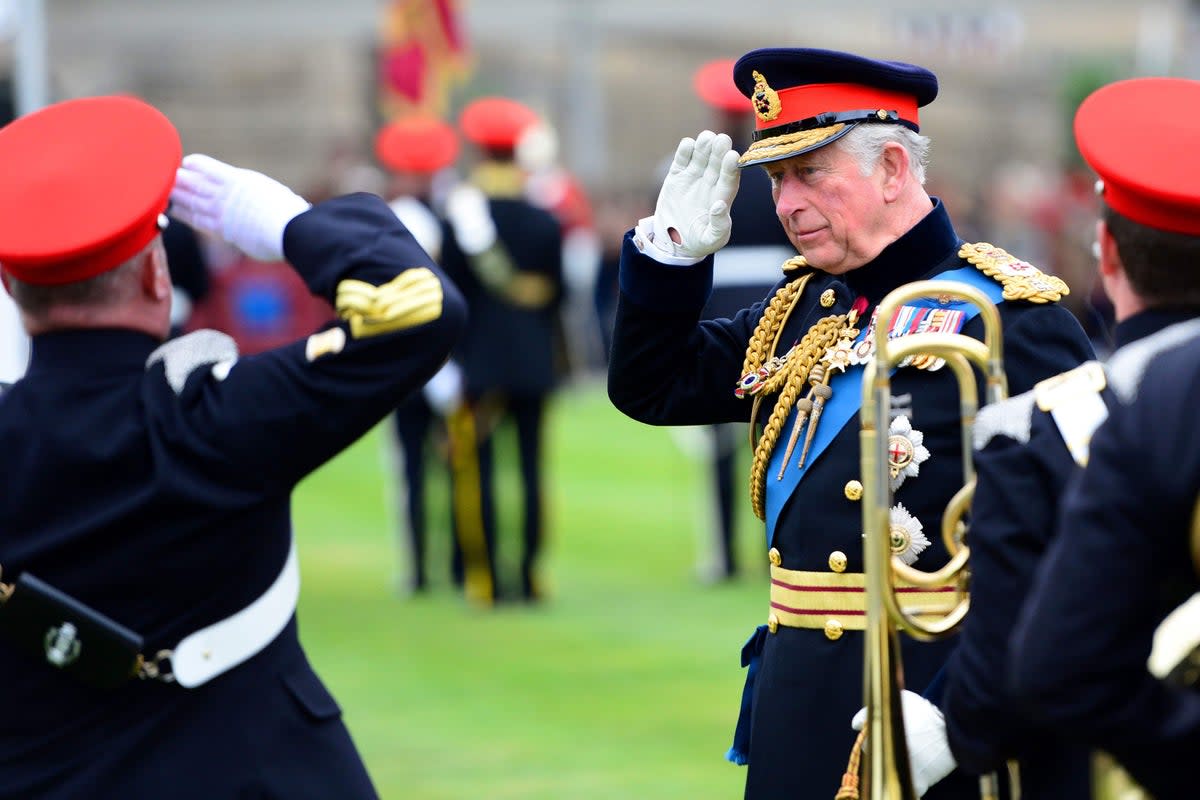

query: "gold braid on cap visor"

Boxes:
[738, 123, 846, 167]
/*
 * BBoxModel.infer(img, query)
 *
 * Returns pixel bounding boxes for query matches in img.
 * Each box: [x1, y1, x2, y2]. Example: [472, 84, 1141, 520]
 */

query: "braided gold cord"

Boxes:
[748, 312, 851, 519]
[740, 271, 811, 380]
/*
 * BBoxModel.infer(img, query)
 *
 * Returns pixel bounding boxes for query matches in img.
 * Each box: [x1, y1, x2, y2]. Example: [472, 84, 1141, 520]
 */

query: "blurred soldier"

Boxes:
[692, 58, 797, 583]
[909, 76, 1200, 799]
[375, 114, 466, 595]
[442, 96, 564, 603]
[1006, 77, 1200, 799]
[606, 47, 1093, 798]
[0, 96, 466, 797]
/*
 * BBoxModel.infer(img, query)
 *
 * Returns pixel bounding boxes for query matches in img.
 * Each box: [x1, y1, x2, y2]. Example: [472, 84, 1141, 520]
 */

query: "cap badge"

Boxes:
[751, 70, 782, 122]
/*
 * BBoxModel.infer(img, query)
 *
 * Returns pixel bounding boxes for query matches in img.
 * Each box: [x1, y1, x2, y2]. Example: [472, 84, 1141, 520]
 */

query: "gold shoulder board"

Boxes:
[959, 242, 1070, 303]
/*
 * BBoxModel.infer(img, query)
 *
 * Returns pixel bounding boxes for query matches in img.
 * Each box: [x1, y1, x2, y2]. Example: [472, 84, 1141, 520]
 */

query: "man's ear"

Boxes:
[1096, 219, 1122, 280]
[879, 141, 909, 203]
[141, 242, 171, 302]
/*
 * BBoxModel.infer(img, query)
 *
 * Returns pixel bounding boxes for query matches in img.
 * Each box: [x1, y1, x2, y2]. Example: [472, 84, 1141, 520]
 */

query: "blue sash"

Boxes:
[763, 266, 1004, 545]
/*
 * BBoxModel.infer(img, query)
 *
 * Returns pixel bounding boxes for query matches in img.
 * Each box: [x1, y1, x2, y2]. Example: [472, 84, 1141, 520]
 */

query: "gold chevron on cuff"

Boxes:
[335, 268, 444, 339]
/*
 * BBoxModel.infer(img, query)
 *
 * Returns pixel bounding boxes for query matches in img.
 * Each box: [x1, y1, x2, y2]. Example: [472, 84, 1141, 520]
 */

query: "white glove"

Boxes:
[421, 360, 463, 416]
[648, 130, 741, 260]
[170, 154, 311, 262]
[444, 184, 497, 256]
[850, 690, 956, 797]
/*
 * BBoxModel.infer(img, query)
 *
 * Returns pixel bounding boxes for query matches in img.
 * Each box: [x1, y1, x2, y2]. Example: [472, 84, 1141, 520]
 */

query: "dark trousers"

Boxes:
[471, 390, 547, 601]
[392, 395, 458, 591]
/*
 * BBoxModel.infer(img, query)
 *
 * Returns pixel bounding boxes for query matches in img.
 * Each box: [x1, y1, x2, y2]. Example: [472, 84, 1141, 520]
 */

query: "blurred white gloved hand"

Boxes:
[444, 184, 497, 256]
[421, 360, 464, 416]
[648, 130, 741, 260]
[850, 690, 956, 797]
[170, 154, 311, 262]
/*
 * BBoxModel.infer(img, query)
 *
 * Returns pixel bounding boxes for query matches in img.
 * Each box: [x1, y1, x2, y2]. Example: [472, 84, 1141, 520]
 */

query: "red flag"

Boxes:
[378, 0, 471, 119]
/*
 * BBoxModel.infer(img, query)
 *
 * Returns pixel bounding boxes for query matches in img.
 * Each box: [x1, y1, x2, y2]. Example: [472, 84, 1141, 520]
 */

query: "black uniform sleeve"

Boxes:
[148, 192, 467, 493]
[607, 231, 778, 426]
[941, 414, 1078, 774]
[1009, 347, 1200, 798]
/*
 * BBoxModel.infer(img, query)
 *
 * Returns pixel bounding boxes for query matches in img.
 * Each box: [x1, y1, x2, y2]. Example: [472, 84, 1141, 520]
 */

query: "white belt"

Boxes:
[171, 540, 300, 688]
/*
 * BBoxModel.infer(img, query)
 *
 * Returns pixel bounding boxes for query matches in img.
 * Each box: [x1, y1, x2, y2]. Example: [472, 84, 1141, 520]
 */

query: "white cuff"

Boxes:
[632, 216, 704, 267]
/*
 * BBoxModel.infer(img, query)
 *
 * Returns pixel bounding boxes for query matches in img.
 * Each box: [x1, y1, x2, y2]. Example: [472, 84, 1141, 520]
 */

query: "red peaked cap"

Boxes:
[375, 115, 460, 175]
[693, 59, 746, 113]
[458, 96, 540, 150]
[1076, 77, 1200, 236]
[0, 95, 181, 286]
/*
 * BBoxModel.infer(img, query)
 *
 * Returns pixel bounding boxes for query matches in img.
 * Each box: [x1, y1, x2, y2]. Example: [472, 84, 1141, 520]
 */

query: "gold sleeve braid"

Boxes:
[739, 258, 854, 520]
[335, 267, 444, 339]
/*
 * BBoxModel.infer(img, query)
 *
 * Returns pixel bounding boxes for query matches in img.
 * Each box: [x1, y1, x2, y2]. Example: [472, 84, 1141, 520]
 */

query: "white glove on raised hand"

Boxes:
[648, 130, 741, 260]
[170, 154, 311, 262]
[444, 184, 497, 256]
[850, 690, 957, 798]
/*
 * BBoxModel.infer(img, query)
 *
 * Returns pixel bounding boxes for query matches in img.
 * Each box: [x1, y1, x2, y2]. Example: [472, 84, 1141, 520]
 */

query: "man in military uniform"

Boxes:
[375, 114, 466, 595]
[1005, 77, 1200, 800]
[606, 48, 1093, 798]
[0, 96, 466, 797]
[441, 96, 564, 604]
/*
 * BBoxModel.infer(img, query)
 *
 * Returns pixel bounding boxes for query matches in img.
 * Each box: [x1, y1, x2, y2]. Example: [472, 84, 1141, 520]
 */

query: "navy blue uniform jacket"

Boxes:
[440, 194, 563, 397]
[941, 310, 1195, 797]
[1010, 321, 1200, 800]
[607, 201, 1093, 799]
[0, 194, 467, 798]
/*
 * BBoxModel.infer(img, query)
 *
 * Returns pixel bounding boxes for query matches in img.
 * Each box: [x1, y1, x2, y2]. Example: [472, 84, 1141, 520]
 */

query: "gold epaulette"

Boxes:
[958, 242, 1070, 303]
[781, 255, 809, 274]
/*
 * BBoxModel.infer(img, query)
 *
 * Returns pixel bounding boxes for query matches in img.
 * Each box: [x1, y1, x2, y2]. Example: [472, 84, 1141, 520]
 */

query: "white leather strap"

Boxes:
[171, 540, 300, 688]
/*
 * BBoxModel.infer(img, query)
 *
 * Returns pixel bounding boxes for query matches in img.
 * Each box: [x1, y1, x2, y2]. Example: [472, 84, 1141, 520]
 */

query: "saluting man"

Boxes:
[606, 47, 1094, 798]
[1004, 77, 1200, 800]
[0, 96, 466, 797]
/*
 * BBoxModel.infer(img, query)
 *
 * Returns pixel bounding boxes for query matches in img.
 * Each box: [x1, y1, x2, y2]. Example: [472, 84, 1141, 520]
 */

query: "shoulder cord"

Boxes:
[739, 259, 853, 520]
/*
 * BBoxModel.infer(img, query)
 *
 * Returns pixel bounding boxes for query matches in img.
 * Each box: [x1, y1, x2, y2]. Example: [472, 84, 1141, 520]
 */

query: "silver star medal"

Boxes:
[889, 503, 930, 565]
[886, 415, 930, 491]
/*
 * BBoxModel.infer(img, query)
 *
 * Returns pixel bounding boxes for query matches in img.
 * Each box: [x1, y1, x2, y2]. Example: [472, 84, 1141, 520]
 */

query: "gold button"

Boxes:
[824, 619, 844, 641]
[768, 547, 782, 566]
[828, 551, 847, 573]
[819, 289, 836, 308]
[768, 613, 779, 634]
[844, 480, 863, 501]
[876, 109, 889, 120]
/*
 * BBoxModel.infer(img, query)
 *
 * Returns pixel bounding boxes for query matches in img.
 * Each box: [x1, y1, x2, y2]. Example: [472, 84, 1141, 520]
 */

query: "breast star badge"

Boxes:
[889, 503, 930, 565]
[886, 415, 930, 491]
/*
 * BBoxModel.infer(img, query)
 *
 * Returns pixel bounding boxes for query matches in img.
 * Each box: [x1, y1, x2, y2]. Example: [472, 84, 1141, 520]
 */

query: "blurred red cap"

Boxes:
[0, 95, 181, 285]
[1076, 77, 1200, 236]
[693, 59, 745, 113]
[375, 115, 460, 175]
[458, 96, 539, 150]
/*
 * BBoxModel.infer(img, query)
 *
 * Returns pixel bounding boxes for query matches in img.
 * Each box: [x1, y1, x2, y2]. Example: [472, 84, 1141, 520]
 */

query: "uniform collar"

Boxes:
[27, 328, 161, 376]
[841, 198, 959, 303]
[1113, 308, 1200, 350]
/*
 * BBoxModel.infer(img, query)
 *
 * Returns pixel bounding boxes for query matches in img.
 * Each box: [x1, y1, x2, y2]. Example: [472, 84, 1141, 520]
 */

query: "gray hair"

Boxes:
[837, 124, 930, 185]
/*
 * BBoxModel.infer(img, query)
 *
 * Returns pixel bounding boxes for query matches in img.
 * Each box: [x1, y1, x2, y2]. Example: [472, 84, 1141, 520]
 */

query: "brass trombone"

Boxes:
[857, 280, 1007, 800]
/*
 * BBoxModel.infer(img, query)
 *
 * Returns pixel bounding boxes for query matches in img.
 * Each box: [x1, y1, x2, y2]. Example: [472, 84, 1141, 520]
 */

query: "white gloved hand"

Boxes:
[850, 690, 957, 797]
[170, 154, 311, 262]
[444, 184, 497, 256]
[649, 130, 741, 260]
[421, 360, 463, 416]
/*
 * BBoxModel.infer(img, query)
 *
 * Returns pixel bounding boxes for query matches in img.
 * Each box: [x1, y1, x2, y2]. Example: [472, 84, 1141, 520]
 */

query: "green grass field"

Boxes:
[292, 378, 769, 799]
